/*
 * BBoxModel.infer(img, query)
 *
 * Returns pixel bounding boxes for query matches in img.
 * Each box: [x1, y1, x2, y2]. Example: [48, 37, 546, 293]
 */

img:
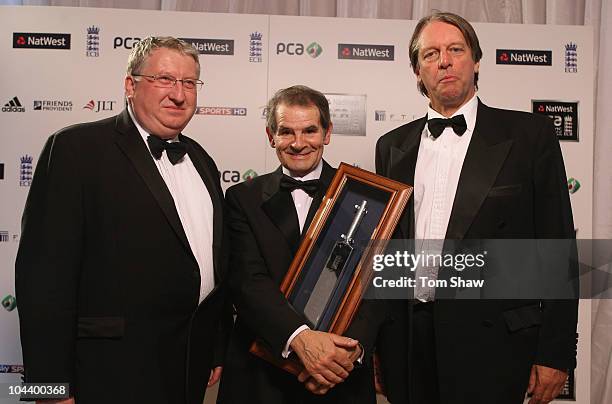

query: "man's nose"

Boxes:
[168, 81, 186, 103]
[439, 50, 451, 68]
[291, 133, 306, 149]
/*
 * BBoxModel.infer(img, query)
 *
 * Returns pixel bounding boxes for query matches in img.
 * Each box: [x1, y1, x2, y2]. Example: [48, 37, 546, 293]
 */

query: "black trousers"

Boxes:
[410, 302, 440, 404]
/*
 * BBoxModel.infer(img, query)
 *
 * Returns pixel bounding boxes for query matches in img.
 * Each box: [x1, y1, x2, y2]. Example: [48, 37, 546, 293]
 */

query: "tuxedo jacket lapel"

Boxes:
[445, 101, 514, 240]
[389, 117, 425, 238]
[261, 168, 301, 253]
[113, 110, 195, 262]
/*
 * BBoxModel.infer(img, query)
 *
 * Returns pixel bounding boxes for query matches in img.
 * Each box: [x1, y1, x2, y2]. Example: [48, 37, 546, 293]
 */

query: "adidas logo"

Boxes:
[2, 96, 25, 112]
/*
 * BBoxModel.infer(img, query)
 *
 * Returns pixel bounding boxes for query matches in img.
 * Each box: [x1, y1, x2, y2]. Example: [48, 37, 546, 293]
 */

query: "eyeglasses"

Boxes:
[132, 74, 204, 91]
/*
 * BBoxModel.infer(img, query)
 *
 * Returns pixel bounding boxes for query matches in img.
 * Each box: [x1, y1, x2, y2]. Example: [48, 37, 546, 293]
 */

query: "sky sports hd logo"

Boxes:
[496, 49, 552, 66]
[180, 38, 234, 55]
[338, 44, 394, 61]
[13, 32, 71, 50]
[196, 106, 247, 116]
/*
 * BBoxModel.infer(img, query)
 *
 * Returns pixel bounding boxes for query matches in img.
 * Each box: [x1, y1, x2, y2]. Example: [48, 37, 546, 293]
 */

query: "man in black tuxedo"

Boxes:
[217, 85, 385, 403]
[16, 36, 231, 404]
[375, 12, 578, 404]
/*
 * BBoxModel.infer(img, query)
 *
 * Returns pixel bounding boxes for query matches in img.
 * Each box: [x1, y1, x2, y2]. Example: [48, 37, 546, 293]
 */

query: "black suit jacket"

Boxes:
[217, 161, 386, 404]
[375, 100, 578, 404]
[15, 109, 232, 404]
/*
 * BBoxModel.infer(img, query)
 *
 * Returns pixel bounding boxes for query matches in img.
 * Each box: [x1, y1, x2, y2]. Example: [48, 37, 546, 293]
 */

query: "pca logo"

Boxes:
[242, 169, 258, 181]
[276, 41, 323, 58]
[19, 155, 33, 187]
[2, 96, 25, 112]
[221, 169, 258, 183]
[86, 26, 100, 57]
[567, 177, 581, 194]
[249, 32, 263, 63]
[2, 295, 16, 312]
[0, 231, 8, 242]
[306, 42, 323, 58]
[532, 100, 578, 141]
[565, 42, 577, 73]
[113, 36, 141, 49]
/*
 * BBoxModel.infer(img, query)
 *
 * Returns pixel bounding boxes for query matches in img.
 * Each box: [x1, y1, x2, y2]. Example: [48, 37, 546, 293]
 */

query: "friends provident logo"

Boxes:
[496, 49, 552, 66]
[337, 44, 394, 61]
[13, 32, 71, 50]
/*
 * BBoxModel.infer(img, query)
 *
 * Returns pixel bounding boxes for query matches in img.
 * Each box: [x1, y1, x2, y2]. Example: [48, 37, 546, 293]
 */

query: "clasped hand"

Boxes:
[290, 329, 361, 395]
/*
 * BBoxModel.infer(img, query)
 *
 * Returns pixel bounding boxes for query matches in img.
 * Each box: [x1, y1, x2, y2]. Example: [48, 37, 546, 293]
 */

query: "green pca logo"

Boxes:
[2, 295, 16, 312]
[306, 42, 323, 58]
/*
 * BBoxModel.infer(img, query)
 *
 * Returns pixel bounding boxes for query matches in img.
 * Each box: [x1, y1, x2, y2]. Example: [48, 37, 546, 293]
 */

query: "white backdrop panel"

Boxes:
[0, 6, 593, 404]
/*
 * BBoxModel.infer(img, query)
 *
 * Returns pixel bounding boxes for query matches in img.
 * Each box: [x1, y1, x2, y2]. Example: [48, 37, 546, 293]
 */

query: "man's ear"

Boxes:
[323, 123, 332, 145]
[266, 127, 275, 148]
[124, 75, 135, 98]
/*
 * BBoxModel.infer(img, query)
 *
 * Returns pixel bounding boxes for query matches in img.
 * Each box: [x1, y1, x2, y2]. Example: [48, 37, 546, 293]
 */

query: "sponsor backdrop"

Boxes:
[0, 6, 593, 403]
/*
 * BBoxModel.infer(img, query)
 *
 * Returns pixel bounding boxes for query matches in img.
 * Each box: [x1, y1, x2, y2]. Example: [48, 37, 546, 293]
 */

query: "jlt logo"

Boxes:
[83, 100, 116, 112]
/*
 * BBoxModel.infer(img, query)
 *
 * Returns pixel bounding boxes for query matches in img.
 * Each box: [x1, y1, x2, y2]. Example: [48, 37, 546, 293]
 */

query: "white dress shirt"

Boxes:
[128, 106, 215, 303]
[413, 94, 478, 301]
[281, 160, 322, 357]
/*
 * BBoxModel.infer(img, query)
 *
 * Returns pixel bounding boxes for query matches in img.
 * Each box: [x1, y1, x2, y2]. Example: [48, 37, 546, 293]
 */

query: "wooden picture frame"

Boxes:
[249, 162, 413, 375]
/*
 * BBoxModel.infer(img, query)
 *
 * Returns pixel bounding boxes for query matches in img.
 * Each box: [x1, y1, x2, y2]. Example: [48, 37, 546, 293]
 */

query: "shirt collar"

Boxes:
[282, 159, 323, 181]
[425, 93, 478, 138]
[127, 103, 179, 149]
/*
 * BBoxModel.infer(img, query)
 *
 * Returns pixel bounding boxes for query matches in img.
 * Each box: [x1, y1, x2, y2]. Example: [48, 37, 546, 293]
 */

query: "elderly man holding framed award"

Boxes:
[217, 85, 410, 404]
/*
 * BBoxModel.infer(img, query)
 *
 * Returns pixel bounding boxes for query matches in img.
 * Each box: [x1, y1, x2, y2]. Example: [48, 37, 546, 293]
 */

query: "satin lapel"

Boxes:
[389, 118, 425, 238]
[445, 101, 514, 240]
[261, 168, 301, 253]
[183, 137, 223, 281]
[113, 110, 194, 259]
[303, 160, 336, 235]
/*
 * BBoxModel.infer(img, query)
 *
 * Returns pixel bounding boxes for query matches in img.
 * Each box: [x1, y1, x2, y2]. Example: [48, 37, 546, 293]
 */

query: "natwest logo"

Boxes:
[195, 106, 247, 116]
[532, 100, 578, 141]
[180, 38, 234, 55]
[496, 49, 552, 66]
[338, 44, 394, 61]
[113, 36, 141, 49]
[13, 32, 71, 49]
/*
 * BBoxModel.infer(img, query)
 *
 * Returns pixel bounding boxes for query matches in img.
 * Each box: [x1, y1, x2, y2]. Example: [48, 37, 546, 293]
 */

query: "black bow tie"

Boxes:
[147, 135, 187, 165]
[427, 115, 467, 138]
[280, 175, 321, 197]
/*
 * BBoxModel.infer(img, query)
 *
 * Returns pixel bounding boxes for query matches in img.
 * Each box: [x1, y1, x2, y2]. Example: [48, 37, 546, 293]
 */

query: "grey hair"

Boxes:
[126, 36, 200, 77]
[266, 85, 331, 134]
